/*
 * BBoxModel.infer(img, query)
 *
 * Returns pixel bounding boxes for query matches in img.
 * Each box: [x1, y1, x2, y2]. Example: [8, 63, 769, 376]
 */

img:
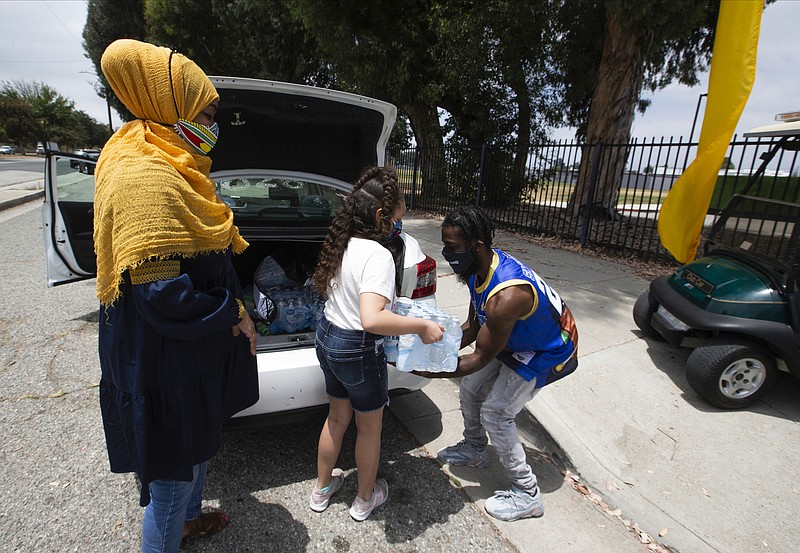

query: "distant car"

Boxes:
[0, 145, 15, 154]
[42, 78, 437, 426]
[69, 149, 101, 174]
[36, 144, 45, 155]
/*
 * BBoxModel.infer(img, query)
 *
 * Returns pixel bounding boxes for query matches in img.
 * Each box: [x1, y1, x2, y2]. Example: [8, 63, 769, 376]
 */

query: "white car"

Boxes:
[0, 145, 15, 154]
[41, 78, 436, 425]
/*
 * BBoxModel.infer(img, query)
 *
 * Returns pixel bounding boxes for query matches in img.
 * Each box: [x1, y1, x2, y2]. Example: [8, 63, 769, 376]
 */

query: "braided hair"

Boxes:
[313, 166, 403, 296]
[442, 205, 495, 247]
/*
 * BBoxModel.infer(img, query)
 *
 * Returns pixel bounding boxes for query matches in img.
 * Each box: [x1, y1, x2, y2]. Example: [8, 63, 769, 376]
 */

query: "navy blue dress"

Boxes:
[98, 249, 259, 506]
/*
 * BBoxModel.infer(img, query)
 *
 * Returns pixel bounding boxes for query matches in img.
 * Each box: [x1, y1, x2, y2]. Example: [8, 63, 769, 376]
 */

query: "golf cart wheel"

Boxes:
[686, 336, 777, 409]
[633, 290, 665, 341]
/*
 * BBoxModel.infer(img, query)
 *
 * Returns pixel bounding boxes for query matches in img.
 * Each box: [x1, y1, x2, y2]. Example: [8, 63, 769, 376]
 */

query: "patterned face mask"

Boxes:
[174, 118, 219, 156]
[387, 219, 403, 240]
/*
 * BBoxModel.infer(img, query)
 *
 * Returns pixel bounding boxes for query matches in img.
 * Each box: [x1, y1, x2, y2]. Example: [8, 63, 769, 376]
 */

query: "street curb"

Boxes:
[0, 190, 44, 212]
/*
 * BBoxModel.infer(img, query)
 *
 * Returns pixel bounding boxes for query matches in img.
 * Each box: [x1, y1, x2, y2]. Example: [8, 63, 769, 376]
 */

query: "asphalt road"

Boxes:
[0, 202, 518, 552]
[0, 156, 45, 176]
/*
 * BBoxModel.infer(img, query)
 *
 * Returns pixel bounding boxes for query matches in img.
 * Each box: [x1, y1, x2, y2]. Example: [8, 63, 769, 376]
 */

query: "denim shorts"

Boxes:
[315, 316, 389, 413]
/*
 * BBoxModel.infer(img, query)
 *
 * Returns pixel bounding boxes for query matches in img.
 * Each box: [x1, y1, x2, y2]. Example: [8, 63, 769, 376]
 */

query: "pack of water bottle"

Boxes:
[386, 298, 462, 373]
[254, 284, 325, 334]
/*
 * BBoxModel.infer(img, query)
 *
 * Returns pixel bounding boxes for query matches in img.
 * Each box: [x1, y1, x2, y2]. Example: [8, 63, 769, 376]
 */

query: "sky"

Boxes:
[1, 0, 799, 140]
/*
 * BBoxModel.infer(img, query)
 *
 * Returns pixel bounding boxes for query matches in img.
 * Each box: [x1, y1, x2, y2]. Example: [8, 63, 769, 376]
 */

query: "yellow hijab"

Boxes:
[94, 39, 248, 306]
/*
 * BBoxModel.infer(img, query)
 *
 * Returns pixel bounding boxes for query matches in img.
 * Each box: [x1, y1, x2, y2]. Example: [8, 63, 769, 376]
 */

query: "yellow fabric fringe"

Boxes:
[93, 39, 248, 306]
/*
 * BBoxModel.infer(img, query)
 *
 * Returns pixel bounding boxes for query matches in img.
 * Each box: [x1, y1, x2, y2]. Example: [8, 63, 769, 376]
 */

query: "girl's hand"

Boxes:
[419, 320, 444, 344]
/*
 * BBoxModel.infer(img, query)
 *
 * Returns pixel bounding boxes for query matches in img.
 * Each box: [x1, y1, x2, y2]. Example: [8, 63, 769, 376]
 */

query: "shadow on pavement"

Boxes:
[202, 407, 480, 550]
[638, 330, 800, 423]
[451, 443, 566, 502]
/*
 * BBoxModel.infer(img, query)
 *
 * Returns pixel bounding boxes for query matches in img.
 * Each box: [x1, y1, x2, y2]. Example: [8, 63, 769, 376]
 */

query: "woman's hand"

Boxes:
[418, 320, 444, 344]
[232, 311, 257, 356]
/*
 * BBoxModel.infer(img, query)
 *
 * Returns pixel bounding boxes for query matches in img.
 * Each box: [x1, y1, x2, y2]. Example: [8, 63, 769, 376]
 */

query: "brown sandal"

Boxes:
[180, 511, 230, 549]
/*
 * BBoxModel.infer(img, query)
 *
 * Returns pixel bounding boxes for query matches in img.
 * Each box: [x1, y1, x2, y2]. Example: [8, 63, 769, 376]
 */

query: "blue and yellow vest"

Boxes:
[469, 249, 578, 386]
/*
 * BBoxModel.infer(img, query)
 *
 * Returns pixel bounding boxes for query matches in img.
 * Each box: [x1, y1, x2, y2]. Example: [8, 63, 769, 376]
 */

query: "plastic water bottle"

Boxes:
[397, 333, 415, 370]
[384, 335, 399, 363]
[311, 298, 325, 330]
[272, 295, 286, 333]
[444, 315, 462, 370]
[283, 298, 306, 332]
[424, 315, 449, 367]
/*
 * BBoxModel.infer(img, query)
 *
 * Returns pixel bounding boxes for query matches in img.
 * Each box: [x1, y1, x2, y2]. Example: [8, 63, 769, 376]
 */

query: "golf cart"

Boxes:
[634, 112, 800, 409]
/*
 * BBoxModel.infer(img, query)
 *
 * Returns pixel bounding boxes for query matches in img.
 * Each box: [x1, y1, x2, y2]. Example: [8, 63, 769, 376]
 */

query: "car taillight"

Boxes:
[411, 255, 437, 299]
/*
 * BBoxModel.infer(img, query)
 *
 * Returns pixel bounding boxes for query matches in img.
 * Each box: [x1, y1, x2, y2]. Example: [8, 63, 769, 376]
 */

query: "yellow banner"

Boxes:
[658, 0, 763, 263]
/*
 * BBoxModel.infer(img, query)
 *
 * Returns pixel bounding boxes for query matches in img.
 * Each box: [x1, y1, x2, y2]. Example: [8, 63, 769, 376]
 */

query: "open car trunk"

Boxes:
[231, 237, 324, 352]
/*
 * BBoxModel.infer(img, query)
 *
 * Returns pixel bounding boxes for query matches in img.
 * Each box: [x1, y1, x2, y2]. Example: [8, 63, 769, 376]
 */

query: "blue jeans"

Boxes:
[142, 462, 207, 553]
[315, 316, 389, 413]
[459, 359, 540, 492]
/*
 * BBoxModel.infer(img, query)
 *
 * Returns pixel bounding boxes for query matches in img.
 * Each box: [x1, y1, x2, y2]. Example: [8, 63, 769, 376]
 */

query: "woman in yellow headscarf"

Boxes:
[94, 39, 258, 553]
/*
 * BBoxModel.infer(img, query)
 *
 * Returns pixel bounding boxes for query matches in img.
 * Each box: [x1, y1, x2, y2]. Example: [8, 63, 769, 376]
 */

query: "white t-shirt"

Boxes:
[324, 237, 396, 331]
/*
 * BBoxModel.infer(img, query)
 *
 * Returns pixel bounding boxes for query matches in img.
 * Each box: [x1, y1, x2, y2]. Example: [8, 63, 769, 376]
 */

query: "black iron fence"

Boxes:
[389, 133, 800, 261]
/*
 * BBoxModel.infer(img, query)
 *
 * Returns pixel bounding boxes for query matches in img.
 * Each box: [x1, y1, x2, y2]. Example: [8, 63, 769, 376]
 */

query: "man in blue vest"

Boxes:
[414, 205, 578, 522]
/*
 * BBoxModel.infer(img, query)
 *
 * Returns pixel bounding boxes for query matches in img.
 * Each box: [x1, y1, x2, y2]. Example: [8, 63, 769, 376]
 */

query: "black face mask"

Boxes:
[442, 243, 477, 275]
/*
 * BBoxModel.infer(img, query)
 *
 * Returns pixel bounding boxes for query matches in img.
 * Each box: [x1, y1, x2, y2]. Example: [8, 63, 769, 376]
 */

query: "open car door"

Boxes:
[41, 152, 97, 286]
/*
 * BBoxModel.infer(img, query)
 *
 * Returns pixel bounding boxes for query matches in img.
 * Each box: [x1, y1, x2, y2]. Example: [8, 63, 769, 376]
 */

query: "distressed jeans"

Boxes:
[459, 358, 539, 492]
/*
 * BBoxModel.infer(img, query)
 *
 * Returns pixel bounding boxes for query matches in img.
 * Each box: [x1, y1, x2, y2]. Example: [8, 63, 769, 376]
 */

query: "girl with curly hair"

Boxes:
[310, 166, 443, 521]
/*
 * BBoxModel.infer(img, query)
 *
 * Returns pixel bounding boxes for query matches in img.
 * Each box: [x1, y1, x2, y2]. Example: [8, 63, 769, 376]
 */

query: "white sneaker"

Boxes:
[349, 479, 389, 521]
[309, 468, 345, 512]
[485, 485, 544, 521]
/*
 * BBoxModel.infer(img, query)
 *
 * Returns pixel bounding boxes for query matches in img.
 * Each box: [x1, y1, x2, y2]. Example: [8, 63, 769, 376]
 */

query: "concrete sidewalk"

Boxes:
[0, 170, 44, 212]
[393, 213, 800, 553]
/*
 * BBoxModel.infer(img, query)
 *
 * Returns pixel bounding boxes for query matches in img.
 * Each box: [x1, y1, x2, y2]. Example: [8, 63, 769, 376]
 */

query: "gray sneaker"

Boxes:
[437, 441, 490, 468]
[309, 468, 345, 512]
[349, 478, 389, 521]
[485, 485, 544, 521]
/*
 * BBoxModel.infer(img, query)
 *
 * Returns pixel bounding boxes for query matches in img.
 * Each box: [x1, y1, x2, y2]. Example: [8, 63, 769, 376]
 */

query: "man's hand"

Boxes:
[412, 358, 473, 379]
[412, 368, 464, 379]
[232, 311, 257, 356]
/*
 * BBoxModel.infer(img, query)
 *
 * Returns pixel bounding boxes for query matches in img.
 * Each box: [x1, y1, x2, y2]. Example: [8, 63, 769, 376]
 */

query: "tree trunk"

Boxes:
[570, 10, 647, 218]
[403, 103, 446, 202]
[510, 58, 532, 204]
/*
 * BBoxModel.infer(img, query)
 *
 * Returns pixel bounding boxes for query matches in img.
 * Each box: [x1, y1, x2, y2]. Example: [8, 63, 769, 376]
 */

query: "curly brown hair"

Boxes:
[313, 166, 403, 296]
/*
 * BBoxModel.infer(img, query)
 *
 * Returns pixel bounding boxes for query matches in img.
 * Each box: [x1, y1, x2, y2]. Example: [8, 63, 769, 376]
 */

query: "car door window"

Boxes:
[56, 157, 96, 201]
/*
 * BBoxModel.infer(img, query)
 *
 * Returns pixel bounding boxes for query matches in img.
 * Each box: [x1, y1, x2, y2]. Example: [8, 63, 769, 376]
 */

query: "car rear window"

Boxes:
[214, 177, 345, 223]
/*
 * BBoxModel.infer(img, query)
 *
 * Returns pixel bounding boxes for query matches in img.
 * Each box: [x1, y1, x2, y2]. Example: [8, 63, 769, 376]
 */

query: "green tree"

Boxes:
[0, 81, 110, 150]
[552, 0, 771, 218]
[0, 93, 38, 151]
[144, 0, 332, 85]
[290, 0, 558, 206]
[432, 0, 559, 205]
[287, 1, 445, 146]
[83, 0, 147, 122]
[388, 114, 413, 152]
[84, 0, 333, 122]
[287, 0, 450, 199]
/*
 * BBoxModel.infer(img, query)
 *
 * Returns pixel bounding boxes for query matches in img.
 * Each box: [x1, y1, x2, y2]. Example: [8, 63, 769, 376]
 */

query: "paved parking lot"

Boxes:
[3, 196, 799, 553]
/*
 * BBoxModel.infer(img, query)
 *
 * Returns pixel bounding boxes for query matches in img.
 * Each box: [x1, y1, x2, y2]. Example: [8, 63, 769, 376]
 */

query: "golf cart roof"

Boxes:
[744, 111, 800, 138]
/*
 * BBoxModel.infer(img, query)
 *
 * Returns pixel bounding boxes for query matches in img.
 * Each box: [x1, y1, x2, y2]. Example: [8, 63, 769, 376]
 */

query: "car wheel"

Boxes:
[633, 290, 665, 341]
[686, 336, 777, 409]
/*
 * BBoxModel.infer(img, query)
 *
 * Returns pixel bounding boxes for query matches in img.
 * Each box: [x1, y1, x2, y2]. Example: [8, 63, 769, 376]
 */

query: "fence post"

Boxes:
[476, 144, 488, 206]
[579, 144, 603, 247]
[411, 147, 419, 210]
